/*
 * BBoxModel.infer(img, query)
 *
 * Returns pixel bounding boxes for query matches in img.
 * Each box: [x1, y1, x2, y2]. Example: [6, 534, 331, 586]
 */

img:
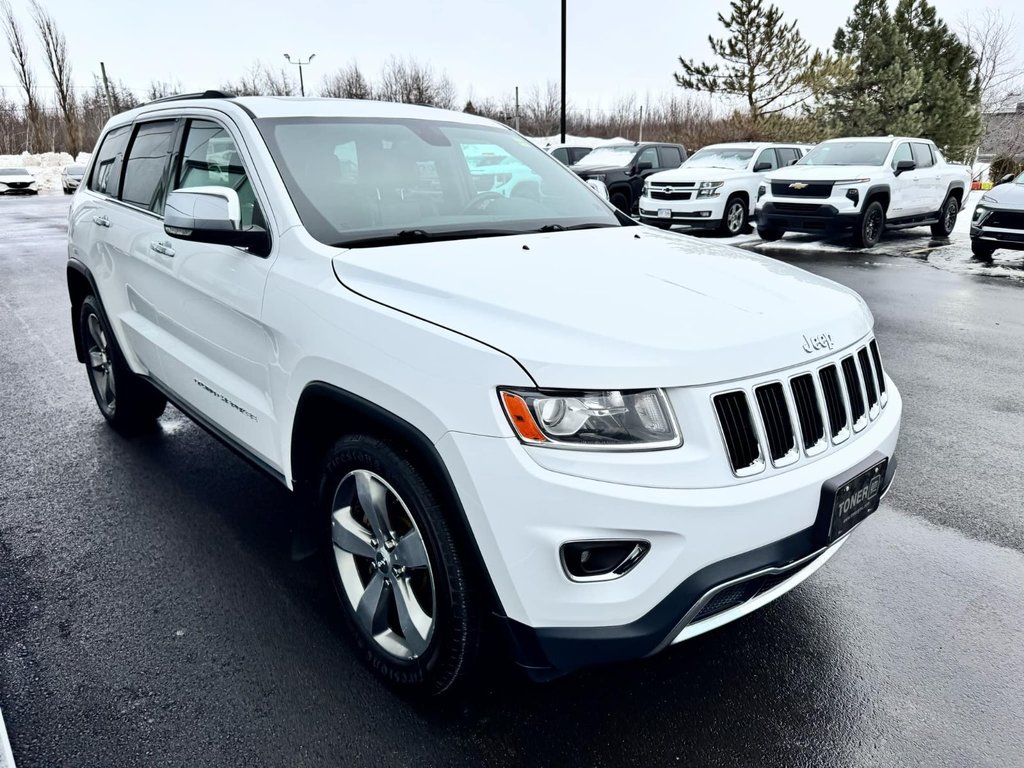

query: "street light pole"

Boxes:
[283, 53, 316, 96]
[560, 0, 566, 143]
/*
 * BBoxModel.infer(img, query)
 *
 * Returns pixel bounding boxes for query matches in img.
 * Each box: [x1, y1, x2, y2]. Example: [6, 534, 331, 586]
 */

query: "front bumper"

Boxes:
[0, 185, 38, 195]
[970, 225, 1024, 251]
[758, 201, 860, 234]
[639, 194, 726, 228]
[437, 380, 902, 678]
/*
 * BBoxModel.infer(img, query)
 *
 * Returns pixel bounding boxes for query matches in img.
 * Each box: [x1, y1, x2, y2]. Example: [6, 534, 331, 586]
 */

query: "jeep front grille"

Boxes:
[713, 339, 888, 476]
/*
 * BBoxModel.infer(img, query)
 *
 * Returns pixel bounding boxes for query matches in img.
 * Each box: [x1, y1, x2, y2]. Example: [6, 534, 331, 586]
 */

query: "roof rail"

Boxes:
[144, 89, 236, 105]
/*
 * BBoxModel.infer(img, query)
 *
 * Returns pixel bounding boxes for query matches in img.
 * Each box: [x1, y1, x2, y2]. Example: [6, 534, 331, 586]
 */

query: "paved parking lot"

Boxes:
[1, 196, 1023, 767]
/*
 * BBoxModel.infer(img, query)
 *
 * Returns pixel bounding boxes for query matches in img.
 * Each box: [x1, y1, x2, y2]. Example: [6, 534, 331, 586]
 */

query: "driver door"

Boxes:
[888, 142, 919, 218]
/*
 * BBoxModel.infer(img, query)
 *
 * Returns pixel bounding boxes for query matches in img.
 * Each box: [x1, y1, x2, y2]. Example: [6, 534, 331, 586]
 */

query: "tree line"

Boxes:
[2, 0, 1021, 166]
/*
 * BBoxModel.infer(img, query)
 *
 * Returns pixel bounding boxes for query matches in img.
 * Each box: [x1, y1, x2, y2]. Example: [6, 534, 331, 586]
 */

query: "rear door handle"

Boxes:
[92, 215, 111, 228]
[149, 241, 175, 257]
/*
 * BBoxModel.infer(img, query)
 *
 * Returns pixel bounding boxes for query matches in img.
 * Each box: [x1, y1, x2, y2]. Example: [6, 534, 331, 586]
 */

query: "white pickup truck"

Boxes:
[756, 137, 972, 248]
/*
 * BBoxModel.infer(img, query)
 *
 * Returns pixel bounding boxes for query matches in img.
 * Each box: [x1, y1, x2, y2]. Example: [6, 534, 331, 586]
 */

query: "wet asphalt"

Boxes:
[1, 196, 1023, 767]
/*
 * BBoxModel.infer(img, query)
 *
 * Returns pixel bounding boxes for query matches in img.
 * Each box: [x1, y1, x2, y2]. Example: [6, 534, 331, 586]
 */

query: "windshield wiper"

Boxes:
[334, 228, 525, 249]
[534, 223, 616, 233]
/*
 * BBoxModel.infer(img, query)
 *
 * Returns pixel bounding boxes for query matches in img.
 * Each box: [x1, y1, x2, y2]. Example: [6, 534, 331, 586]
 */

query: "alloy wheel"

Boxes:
[943, 201, 956, 232]
[727, 201, 745, 234]
[86, 312, 116, 414]
[331, 469, 435, 660]
[865, 208, 882, 243]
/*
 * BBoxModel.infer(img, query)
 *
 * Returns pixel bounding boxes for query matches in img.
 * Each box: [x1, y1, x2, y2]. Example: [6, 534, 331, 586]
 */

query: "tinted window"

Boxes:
[912, 143, 934, 168]
[892, 142, 913, 168]
[88, 124, 131, 196]
[777, 148, 800, 167]
[659, 146, 683, 168]
[176, 119, 260, 227]
[551, 147, 569, 164]
[637, 146, 659, 169]
[121, 120, 177, 211]
[570, 147, 591, 165]
[754, 148, 778, 171]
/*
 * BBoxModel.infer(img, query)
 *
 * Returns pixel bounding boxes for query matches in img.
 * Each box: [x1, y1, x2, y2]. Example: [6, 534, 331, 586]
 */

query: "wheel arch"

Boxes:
[945, 181, 966, 206]
[67, 258, 102, 364]
[864, 184, 891, 212]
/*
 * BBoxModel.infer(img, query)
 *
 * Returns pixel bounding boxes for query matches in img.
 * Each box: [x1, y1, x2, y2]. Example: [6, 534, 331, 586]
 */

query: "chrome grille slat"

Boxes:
[712, 338, 888, 476]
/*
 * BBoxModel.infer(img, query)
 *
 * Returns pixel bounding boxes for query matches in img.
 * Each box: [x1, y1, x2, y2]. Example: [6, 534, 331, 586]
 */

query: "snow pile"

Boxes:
[0, 151, 91, 194]
[527, 134, 631, 149]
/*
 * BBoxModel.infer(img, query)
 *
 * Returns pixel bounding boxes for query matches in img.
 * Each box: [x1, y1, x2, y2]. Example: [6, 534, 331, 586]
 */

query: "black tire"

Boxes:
[971, 239, 996, 261]
[79, 295, 166, 433]
[853, 200, 885, 248]
[757, 226, 785, 242]
[649, 220, 673, 230]
[320, 434, 480, 695]
[63, 187, 72, 195]
[610, 192, 630, 214]
[719, 195, 748, 236]
[931, 195, 959, 237]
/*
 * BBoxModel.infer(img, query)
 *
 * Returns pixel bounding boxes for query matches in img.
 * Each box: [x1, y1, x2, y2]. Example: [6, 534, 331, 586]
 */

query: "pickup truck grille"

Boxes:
[712, 339, 888, 476]
[986, 210, 1024, 230]
[771, 181, 834, 198]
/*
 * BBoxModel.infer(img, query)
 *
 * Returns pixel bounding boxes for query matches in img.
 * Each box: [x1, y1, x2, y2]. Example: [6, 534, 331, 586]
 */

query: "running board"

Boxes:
[886, 216, 940, 230]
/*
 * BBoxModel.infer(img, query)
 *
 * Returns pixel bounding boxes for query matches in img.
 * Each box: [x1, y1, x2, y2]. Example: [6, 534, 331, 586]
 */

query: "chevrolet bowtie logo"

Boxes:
[789, 182, 809, 190]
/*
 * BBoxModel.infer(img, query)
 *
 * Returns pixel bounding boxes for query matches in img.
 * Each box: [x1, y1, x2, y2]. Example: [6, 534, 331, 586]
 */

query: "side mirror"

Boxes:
[585, 178, 610, 201]
[787, 158, 799, 166]
[753, 162, 773, 172]
[997, 173, 1014, 186]
[164, 187, 270, 257]
[894, 159, 916, 176]
[636, 161, 654, 173]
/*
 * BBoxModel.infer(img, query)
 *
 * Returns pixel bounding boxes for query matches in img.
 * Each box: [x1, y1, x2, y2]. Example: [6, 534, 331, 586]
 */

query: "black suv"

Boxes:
[571, 142, 687, 213]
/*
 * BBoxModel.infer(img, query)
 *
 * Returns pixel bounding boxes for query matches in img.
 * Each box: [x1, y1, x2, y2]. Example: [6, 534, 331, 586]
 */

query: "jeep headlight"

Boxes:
[697, 181, 724, 198]
[499, 388, 681, 450]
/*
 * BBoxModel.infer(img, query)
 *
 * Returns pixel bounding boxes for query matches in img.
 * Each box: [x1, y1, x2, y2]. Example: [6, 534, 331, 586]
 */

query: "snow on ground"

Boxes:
[0, 151, 91, 194]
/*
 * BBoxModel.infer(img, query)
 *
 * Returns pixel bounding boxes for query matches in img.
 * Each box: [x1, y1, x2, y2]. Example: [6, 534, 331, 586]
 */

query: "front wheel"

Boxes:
[757, 226, 785, 241]
[853, 200, 885, 248]
[719, 196, 748, 236]
[610, 192, 630, 214]
[931, 196, 959, 237]
[321, 435, 481, 695]
[971, 239, 995, 261]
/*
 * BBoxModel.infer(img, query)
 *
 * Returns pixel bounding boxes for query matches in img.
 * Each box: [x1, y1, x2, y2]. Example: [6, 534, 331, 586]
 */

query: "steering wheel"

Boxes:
[463, 191, 506, 213]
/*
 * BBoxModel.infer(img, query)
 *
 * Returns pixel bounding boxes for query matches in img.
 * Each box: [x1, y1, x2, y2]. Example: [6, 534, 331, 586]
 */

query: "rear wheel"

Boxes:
[931, 195, 959, 237]
[321, 435, 480, 695]
[853, 200, 885, 248]
[757, 226, 785, 242]
[719, 196, 748, 236]
[79, 295, 166, 433]
[971, 239, 996, 261]
[610, 192, 630, 214]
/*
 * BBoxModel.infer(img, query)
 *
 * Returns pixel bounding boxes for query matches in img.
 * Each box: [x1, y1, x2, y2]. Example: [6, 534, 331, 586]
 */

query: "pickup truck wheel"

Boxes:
[971, 240, 995, 261]
[720, 196, 748, 236]
[757, 226, 785, 241]
[853, 200, 885, 248]
[931, 196, 959, 237]
[79, 295, 166, 433]
[610, 192, 630, 214]
[321, 435, 480, 695]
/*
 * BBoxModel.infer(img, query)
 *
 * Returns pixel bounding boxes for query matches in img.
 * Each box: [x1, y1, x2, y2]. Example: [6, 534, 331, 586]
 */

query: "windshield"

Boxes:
[66, 165, 86, 174]
[798, 141, 891, 167]
[685, 147, 755, 170]
[0, 168, 30, 176]
[571, 145, 638, 169]
[258, 117, 620, 247]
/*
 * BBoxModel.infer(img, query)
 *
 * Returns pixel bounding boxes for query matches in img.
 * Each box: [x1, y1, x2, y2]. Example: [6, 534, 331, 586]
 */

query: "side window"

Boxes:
[659, 146, 682, 168]
[754, 148, 779, 171]
[912, 143, 934, 168]
[177, 119, 260, 227]
[571, 148, 591, 165]
[637, 146, 659, 169]
[120, 120, 177, 212]
[777, 148, 800, 167]
[88, 124, 131, 197]
[551, 147, 569, 164]
[892, 142, 914, 169]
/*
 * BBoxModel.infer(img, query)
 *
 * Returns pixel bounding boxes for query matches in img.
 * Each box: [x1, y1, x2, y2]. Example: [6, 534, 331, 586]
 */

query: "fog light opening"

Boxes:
[560, 540, 650, 582]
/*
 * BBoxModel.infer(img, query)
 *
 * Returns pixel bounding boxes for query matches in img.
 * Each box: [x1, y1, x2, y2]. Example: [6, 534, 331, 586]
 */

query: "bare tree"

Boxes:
[321, 61, 373, 99]
[377, 57, 456, 109]
[222, 62, 297, 96]
[146, 79, 183, 101]
[0, 0, 43, 151]
[29, 0, 81, 154]
[958, 9, 1021, 110]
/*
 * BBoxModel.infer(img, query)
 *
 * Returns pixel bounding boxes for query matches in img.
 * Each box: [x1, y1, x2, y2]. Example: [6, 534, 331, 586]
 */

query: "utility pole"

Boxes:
[100, 61, 114, 117]
[514, 86, 520, 132]
[284, 53, 316, 97]
[638, 105, 644, 143]
[560, 0, 566, 143]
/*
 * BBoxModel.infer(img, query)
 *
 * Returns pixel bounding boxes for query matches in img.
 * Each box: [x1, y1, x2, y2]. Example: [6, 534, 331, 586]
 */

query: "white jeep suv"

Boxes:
[66, 93, 901, 694]
[639, 142, 809, 235]
[757, 137, 971, 248]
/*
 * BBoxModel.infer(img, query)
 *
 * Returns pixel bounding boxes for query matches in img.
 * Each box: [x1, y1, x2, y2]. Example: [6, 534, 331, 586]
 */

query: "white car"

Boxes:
[62, 164, 87, 194]
[546, 145, 592, 166]
[757, 137, 971, 248]
[639, 142, 810, 235]
[67, 93, 901, 694]
[0, 166, 39, 195]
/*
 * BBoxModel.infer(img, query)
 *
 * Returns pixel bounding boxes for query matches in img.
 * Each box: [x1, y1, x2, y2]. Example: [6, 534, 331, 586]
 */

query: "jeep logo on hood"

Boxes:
[802, 332, 835, 354]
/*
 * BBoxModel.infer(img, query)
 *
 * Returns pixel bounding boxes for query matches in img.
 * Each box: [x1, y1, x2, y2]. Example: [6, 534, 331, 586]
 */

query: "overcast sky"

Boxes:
[0, 0, 1019, 110]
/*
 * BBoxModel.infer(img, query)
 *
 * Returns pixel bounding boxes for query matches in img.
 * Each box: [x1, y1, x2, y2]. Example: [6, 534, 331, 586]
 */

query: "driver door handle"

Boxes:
[149, 241, 175, 257]
[92, 215, 111, 228]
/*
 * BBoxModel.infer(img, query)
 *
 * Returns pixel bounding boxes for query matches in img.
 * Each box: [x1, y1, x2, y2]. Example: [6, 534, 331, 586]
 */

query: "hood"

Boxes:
[648, 166, 750, 183]
[332, 228, 873, 389]
[981, 183, 1024, 207]
[0, 173, 35, 183]
[767, 165, 885, 183]
[572, 165, 628, 176]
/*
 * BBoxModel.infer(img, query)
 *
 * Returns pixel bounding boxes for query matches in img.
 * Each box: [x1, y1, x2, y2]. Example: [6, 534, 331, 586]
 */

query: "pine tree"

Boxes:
[827, 0, 924, 137]
[894, 0, 981, 158]
[674, 0, 821, 121]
